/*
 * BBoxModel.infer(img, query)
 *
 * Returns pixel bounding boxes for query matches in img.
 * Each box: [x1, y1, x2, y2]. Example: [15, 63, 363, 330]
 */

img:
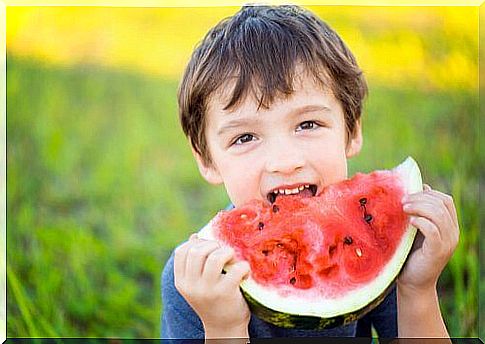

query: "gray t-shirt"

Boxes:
[161, 250, 398, 339]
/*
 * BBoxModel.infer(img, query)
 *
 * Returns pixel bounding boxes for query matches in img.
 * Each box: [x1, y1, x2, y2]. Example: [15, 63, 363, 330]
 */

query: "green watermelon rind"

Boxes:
[241, 280, 394, 329]
[199, 156, 422, 329]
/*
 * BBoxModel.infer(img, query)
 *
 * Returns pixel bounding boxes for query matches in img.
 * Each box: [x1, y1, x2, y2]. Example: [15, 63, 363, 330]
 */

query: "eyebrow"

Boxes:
[292, 104, 331, 116]
[216, 118, 259, 136]
[216, 104, 331, 136]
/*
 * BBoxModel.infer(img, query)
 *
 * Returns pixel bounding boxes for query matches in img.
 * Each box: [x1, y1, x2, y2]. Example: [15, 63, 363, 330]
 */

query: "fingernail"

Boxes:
[403, 204, 411, 211]
[401, 195, 408, 203]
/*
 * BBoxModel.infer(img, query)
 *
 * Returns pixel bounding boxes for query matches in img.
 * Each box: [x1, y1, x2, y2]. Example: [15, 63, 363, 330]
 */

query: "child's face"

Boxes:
[194, 70, 363, 207]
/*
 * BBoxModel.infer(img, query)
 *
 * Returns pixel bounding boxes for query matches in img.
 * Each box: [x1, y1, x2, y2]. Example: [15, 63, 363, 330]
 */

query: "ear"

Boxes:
[191, 147, 224, 185]
[345, 120, 363, 158]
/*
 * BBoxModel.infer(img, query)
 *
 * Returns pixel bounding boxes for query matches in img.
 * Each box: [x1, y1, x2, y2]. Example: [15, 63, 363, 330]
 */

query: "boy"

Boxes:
[161, 5, 459, 340]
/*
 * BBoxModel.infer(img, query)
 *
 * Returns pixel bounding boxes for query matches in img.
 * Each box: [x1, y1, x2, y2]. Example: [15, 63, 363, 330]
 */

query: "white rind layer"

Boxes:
[199, 156, 422, 318]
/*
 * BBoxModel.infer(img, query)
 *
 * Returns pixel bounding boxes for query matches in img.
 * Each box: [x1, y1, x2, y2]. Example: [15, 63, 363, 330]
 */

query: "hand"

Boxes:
[398, 184, 459, 292]
[174, 234, 251, 338]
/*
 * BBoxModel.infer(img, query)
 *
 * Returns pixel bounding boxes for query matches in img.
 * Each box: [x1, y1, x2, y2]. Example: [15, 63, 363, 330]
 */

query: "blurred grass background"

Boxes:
[6, 6, 479, 338]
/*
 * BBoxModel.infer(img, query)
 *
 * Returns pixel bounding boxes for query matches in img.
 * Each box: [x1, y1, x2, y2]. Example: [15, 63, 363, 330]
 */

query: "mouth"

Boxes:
[267, 184, 318, 204]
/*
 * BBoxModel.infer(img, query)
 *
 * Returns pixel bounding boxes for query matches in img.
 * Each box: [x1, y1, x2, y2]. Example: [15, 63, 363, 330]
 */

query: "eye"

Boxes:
[233, 133, 255, 145]
[296, 121, 319, 131]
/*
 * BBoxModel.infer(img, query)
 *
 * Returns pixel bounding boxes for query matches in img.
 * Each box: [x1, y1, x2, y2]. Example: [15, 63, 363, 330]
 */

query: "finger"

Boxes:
[410, 215, 456, 262]
[222, 260, 251, 289]
[202, 246, 236, 281]
[402, 194, 456, 245]
[185, 240, 221, 281]
[405, 188, 458, 229]
[410, 229, 425, 254]
[424, 190, 459, 246]
[423, 183, 432, 191]
[189, 233, 198, 241]
[173, 233, 201, 281]
[403, 199, 452, 234]
[426, 190, 458, 229]
[409, 216, 443, 255]
[174, 240, 191, 282]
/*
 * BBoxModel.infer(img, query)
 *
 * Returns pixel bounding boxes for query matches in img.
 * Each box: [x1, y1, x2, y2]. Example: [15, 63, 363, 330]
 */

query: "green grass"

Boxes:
[6, 56, 479, 337]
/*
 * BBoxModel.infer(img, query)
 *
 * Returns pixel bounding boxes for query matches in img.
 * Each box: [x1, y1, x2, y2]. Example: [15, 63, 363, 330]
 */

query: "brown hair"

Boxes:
[178, 5, 367, 166]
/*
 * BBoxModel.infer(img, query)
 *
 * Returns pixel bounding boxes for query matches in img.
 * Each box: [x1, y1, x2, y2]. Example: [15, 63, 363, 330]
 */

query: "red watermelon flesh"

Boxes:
[211, 170, 408, 299]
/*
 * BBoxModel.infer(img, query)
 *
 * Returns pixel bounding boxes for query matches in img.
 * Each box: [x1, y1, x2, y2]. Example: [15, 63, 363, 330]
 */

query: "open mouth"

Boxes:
[267, 184, 318, 203]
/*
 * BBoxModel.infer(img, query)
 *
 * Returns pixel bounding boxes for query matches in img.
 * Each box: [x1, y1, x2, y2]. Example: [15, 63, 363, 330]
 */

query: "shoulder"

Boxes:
[161, 250, 175, 288]
[161, 251, 183, 311]
[161, 250, 177, 300]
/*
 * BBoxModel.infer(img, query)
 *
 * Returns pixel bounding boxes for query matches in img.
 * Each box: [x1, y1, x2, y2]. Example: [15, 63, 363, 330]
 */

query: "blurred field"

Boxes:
[6, 6, 479, 338]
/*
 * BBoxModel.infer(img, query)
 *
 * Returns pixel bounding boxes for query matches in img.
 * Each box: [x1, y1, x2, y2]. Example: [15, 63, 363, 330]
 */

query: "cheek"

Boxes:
[309, 139, 349, 184]
[219, 161, 261, 206]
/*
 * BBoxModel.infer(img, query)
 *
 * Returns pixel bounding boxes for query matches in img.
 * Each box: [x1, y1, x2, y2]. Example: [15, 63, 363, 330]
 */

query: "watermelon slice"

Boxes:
[199, 157, 422, 329]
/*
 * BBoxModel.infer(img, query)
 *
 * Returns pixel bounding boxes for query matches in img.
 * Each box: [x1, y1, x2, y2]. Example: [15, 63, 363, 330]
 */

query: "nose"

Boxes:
[264, 137, 305, 175]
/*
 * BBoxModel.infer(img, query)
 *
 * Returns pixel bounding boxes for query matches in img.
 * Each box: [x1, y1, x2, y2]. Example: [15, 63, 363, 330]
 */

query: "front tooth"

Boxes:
[284, 189, 291, 195]
[273, 190, 278, 194]
[299, 186, 304, 191]
[292, 187, 299, 194]
[279, 189, 285, 194]
[304, 184, 310, 189]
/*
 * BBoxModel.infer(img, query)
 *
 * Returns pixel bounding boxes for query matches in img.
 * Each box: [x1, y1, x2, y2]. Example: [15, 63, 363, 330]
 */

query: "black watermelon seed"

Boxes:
[290, 277, 296, 285]
[272, 205, 279, 213]
[344, 236, 353, 245]
[262, 250, 269, 256]
[364, 214, 373, 223]
[359, 197, 367, 206]
[258, 222, 264, 230]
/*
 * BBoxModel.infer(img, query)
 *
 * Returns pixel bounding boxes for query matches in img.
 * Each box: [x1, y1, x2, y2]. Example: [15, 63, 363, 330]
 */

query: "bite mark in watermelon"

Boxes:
[199, 157, 422, 329]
